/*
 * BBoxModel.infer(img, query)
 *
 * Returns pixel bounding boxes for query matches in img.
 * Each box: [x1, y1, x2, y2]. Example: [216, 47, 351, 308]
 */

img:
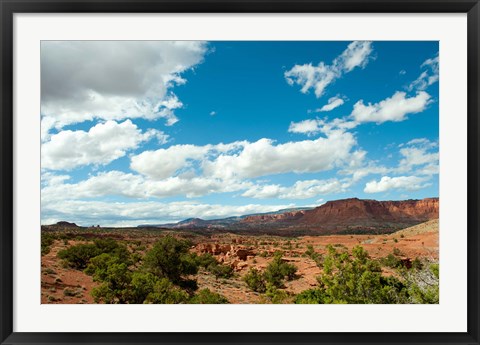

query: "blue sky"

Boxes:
[40, 41, 439, 227]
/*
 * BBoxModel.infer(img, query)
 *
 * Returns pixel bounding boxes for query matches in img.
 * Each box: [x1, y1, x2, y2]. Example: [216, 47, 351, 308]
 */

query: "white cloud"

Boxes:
[41, 198, 294, 227]
[398, 138, 438, 175]
[41, 120, 164, 170]
[203, 132, 358, 180]
[336, 41, 373, 72]
[210, 111, 217, 116]
[364, 175, 430, 193]
[344, 165, 391, 183]
[288, 117, 357, 136]
[131, 130, 359, 182]
[351, 91, 431, 123]
[408, 53, 439, 91]
[285, 41, 373, 98]
[316, 96, 345, 112]
[131, 145, 211, 180]
[41, 170, 252, 201]
[288, 119, 323, 135]
[241, 178, 347, 199]
[41, 41, 208, 137]
[130, 141, 246, 180]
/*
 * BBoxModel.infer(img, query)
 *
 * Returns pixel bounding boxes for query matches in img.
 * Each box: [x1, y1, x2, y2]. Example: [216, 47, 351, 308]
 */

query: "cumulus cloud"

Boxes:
[285, 41, 373, 98]
[288, 119, 323, 135]
[130, 141, 246, 180]
[364, 175, 430, 193]
[41, 41, 208, 137]
[41, 120, 163, 170]
[241, 178, 347, 199]
[398, 138, 438, 175]
[408, 53, 439, 91]
[203, 133, 358, 180]
[41, 170, 252, 201]
[316, 96, 345, 112]
[351, 91, 431, 123]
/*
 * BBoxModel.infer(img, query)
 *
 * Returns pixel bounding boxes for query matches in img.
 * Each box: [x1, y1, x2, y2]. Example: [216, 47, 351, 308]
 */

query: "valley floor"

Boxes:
[41, 220, 438, 304]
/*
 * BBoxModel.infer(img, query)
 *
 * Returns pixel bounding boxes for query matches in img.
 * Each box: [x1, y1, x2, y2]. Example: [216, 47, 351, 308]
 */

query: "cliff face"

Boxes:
[241, 197, 439, 232]
[301, 198, 438, 224]
[242, 210, 306, 223]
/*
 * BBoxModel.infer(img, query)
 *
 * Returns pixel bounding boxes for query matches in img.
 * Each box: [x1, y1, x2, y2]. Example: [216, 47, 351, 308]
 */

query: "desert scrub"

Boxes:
[58, 238, 130, 270]
[305, 245, 323, 268]
[244, 268, 266, 293]
[264, 284, 290, 304]
[43, 267, 57, 275]
[41, 233, 55, 256]
[244, 253, 298, 293]
[297, 245, 410, 304]
[189, 288, 229, 304]
[63, 287, 76, 297]
[263, 252, 297, 287]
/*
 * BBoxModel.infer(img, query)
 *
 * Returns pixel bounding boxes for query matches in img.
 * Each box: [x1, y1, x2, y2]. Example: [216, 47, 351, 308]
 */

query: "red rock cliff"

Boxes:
[241, 197, 438, 232]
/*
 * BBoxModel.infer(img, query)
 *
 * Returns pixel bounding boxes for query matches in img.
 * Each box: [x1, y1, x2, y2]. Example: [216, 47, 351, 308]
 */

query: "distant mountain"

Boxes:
[141, 198, 439, 234]
[54, 221, 79, 228]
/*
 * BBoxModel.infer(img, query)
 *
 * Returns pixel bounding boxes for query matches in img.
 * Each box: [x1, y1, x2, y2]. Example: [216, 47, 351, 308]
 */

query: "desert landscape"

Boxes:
[41, 197, 439, 304]
[40, 41, 439, 304]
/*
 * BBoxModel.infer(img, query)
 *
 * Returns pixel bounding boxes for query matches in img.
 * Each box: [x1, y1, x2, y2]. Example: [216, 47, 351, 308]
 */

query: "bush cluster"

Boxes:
[58, 238, 129, 269]
[244, 252, 297, 293]
[59, 235, 230, 304]
[41, 233, 55, 256]
[196, 253, 234, 280]
[294, 245, 439, 304]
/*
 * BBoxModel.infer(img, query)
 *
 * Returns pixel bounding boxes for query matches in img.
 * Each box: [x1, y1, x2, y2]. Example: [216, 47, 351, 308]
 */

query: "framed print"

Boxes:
[1, 1, 479, 345]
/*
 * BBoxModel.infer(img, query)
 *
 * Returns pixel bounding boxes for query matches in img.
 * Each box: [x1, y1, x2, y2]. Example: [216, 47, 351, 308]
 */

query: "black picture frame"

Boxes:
[1, 1, 479, 344]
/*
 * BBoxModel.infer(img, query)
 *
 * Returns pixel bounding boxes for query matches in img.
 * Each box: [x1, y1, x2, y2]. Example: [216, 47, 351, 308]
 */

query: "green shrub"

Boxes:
[189, 288, 229, 304]
[63, 287, 76, 297]
[208, 263, 234, 279]
[294, 289, 327, 304]
[41, 233, 55, 256]
[263, 252, 297, 288]
[58, 238, 130, 270]
[128, 272, 158, 304]
[265, 284, 289, 304]
[404, 263, 439, 304]
[315, 245, 409, 304]
[244, 268, 266, 293]
[381, 253, 402, 268]
[392, 247, 402, 256]
[90, 258, 131, 303]
[412, 257, 423, 270]
[196, 253, 218, 268]
[144, 278, 189, 304]
[58, 244, 102, 269]
[305, 245, 322, 267]
[142, 236, 198, 285]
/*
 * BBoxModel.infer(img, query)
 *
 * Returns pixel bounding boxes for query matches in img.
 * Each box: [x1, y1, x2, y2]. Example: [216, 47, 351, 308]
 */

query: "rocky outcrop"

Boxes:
[298, 198, 439, 232]
[242, 210, 306, 223]
[237, 197, 438, 233]
[196, 243, 256, 262]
